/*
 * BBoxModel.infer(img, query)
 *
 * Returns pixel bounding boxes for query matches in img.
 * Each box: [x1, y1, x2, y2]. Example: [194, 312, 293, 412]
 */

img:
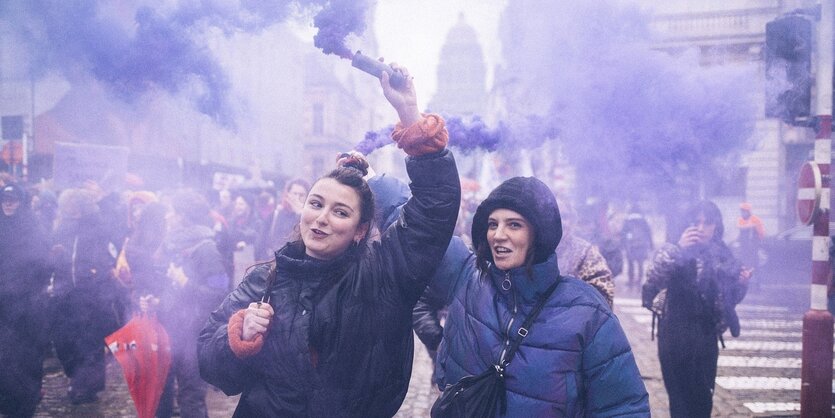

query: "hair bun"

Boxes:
[340, 156, 369, 177]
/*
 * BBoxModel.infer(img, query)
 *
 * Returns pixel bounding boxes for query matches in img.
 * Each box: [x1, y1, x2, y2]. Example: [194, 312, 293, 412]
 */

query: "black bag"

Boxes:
[431, 280, 560, 418]
[430, 365, 507, 417]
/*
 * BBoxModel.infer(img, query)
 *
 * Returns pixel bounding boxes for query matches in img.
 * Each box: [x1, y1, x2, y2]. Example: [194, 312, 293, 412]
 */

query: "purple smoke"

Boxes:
[313, 0, 372, 58]
[444, 115, 501, 153]
[355, 115, 502, 155]
[2, 0, 375, 128]
[5, 1, 235, 127]
[355, 126, 395, 155]
[497, 1, 758, 201]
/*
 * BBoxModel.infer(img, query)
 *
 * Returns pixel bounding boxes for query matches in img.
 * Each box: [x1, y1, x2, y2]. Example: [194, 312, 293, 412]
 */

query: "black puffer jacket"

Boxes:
[198, 150, 460, 417]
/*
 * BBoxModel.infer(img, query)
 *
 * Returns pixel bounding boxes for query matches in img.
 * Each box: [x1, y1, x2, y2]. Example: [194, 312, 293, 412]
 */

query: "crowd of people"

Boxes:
[0, 65, 762, 418]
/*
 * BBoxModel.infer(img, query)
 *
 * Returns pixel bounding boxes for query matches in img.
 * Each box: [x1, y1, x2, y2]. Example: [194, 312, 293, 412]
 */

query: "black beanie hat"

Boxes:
[1, 184, 26, 204]
[471, 176, 562, 265]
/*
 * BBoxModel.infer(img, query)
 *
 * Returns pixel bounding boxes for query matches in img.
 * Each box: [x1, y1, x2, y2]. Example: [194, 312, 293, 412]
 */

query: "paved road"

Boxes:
[32, 279, 829, 417]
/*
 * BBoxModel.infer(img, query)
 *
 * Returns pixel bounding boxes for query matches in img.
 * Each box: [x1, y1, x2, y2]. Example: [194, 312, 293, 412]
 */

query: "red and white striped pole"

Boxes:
[800, 1, 833, 416]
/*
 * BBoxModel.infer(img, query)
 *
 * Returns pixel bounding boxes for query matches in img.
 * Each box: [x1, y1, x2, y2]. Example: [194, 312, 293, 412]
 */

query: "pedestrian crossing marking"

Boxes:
[717, 376, 835, 391]
[616, 297, 790, 313]
[740, 329, 801, 338]
[716, 376, 801, 390]
[718, 356, 802, 368]
[743, 402, 800, 414]
[722, 340, 801, 352]
[742, 319, 803, 329]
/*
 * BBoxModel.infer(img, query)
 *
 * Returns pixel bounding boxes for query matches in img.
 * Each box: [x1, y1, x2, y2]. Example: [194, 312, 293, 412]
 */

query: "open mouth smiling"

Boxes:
[493, 246, 512, 254]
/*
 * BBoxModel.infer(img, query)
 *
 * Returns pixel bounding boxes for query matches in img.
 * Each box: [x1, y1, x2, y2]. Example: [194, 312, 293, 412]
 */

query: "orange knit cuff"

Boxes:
[227, 309, 264, 359]
[391, 113, 448, 157]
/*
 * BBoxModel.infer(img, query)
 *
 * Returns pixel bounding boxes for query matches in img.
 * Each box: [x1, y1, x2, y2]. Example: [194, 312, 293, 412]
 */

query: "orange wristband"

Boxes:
[227, 309, 265, 359]
[391, 114, 448, 157]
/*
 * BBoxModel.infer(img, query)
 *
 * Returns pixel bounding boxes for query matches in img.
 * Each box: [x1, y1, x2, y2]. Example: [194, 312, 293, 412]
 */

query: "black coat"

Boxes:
[198, 150, 460, 417]
[0, 204, 51, 417]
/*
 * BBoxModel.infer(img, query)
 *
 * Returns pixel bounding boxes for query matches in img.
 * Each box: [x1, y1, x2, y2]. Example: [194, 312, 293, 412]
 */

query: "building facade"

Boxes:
[644, 0, 822, 234]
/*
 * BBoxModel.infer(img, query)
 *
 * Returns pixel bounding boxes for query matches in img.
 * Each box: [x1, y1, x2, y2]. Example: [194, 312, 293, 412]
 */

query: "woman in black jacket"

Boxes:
[642, 200, 750, 417]
[197, 65, 460, 417]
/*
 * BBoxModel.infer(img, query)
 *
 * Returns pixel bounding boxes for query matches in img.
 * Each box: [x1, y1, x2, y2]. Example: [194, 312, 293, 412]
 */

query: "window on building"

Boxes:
[313, 103, 324, 136]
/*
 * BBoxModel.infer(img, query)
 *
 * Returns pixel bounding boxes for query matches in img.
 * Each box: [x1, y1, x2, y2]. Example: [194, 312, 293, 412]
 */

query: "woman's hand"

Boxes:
[677, 226, 702, 249]
[242, 301, 274, 341]
[381, 62, 420, 127]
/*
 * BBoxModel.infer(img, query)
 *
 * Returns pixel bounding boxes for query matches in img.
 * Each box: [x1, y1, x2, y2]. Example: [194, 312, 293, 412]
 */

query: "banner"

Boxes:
[53, 142, 129, 190]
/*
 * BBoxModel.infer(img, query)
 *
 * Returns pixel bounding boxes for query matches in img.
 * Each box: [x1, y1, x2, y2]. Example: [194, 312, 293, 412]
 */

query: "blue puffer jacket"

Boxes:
[434, 239, 650, 417]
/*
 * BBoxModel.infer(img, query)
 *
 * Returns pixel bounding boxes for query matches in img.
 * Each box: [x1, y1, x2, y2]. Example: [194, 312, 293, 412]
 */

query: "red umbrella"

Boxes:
[105, 314, 171, 418]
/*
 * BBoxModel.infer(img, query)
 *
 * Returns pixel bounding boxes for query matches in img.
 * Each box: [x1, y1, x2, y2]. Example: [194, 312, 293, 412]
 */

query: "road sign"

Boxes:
[797, 161, 822, 225]
[1, 140, 23, 165]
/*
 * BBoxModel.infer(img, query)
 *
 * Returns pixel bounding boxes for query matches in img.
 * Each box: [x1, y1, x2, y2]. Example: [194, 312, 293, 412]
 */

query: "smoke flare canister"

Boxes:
[351, 51, 406, 89]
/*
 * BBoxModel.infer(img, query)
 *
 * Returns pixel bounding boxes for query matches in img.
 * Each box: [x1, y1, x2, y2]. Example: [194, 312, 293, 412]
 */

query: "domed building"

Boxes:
[427, 14, 488, 117]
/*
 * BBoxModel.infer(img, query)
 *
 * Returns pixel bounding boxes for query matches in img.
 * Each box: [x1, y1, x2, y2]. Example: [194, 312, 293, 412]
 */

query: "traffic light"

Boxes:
[765, 15, 812, 123]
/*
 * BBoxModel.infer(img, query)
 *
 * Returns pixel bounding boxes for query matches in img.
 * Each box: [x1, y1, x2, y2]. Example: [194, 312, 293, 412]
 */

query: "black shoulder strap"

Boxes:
[259, 264, 278, 305]
[502, 278, 561, 367]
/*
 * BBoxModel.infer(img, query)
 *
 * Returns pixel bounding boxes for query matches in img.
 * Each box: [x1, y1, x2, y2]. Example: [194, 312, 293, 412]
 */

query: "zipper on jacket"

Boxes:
[498, 272, 516, 365]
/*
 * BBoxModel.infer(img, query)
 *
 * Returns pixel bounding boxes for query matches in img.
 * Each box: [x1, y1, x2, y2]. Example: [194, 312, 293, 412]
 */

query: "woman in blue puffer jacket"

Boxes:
[432, 176, 650, 417]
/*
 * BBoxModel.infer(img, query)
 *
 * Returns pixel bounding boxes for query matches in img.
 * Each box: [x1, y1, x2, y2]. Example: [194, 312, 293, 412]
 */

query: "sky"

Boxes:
[374, 0, 508, 106]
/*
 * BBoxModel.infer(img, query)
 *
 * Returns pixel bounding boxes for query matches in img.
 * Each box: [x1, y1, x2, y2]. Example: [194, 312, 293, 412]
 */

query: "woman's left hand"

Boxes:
[242, 302, 274, 341]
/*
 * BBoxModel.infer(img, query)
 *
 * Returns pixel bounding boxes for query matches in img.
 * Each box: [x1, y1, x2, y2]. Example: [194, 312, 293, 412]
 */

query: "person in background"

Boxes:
[0, 184, 51, 417]
[736, 202, 764, 272]
[155, 189, 229, 418]
[208, 189, 235, 283]
[198, 64, 461, 416]
[556, 197, 615, 307]
[642, 200, 751, 418]
[255, 190, 276, 225]
[122, 200, 168, 313]
[621, 205, 654, 290]
[228, 192, 264, 254]
[114, 191, 159, 288]
[577, 197, 624, 280]
[32, 188, 59, 241]
[263, 178, 310, 259]
[216, 188, 234, 221]
[50, 188, 122, 405]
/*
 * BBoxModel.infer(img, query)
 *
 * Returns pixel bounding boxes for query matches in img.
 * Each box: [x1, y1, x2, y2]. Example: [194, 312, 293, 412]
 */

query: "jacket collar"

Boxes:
[488, 254, 561, 305]
[275, 241, 354, 281]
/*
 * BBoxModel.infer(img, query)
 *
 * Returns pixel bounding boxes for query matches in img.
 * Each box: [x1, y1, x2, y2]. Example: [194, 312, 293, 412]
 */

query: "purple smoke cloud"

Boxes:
[2, 0, 376, 128]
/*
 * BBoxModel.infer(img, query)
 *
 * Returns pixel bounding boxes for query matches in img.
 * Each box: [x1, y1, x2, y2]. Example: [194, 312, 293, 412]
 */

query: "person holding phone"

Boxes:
[642, 200, 751, 417]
